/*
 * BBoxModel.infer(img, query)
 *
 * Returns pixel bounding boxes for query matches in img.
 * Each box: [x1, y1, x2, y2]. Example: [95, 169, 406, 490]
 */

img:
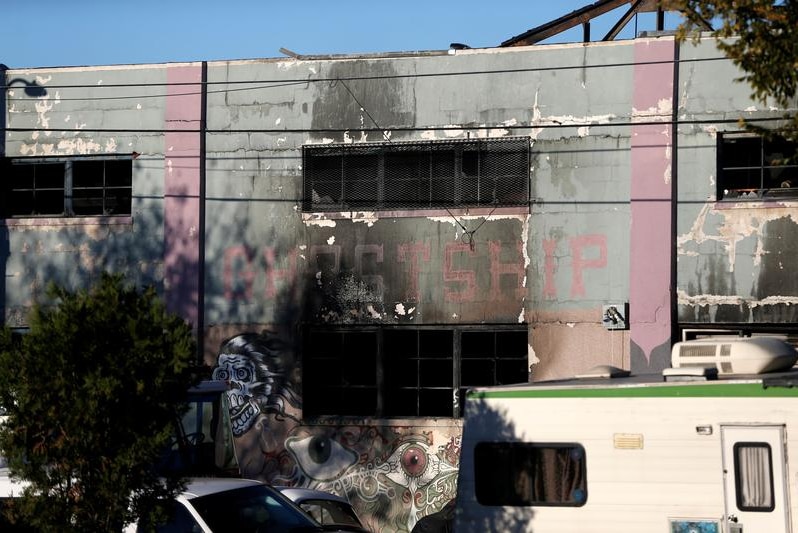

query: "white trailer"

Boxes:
[454, 336, 798, 533]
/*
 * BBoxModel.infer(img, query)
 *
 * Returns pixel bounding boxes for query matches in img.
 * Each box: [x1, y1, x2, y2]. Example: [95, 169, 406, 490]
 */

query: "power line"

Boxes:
[2, 116, 789, 136]
[3, 55, 730, 103]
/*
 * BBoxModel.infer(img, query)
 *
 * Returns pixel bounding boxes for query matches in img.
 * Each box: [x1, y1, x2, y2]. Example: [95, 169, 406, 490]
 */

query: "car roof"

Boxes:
[276, 486, 350, 505]
[0, 468, 27, 498]
[180, 477, 264, 499]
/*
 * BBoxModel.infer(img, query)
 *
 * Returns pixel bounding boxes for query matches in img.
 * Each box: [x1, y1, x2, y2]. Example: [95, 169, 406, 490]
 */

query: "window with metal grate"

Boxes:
[302, 137, 530, 211]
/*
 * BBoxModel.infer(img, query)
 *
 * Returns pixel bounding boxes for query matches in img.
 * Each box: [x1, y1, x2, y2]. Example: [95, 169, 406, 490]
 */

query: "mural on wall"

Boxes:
[212, 332, 301, 437]
[212, 331, 461, 533]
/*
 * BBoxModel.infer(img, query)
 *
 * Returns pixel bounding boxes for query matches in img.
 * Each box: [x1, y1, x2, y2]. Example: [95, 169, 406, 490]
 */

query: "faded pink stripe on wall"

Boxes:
[630, 39, 675, 364]
[164, 65, 203, 328]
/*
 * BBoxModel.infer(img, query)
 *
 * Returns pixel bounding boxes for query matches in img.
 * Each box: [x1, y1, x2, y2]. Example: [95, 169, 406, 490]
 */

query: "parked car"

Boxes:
[130, 477, 363, 532]
[410, 499, 455, 533]
[277, 487, 369, 532]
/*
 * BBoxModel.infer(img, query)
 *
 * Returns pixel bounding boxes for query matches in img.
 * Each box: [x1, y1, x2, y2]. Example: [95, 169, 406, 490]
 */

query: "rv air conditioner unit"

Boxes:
[671, 337, 798, 375]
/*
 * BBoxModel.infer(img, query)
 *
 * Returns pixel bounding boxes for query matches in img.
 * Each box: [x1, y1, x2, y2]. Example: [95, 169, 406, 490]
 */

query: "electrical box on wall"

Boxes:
[602, 303, 628, 330]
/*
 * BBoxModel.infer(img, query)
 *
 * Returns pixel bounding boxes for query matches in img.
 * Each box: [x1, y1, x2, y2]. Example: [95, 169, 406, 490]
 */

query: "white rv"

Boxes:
[454, 336, 798, 533]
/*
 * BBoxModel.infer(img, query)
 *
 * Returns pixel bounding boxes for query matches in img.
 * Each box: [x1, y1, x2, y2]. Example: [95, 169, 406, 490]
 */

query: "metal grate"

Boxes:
[302, 137, 530, 211]
[679, 345, 718, 358]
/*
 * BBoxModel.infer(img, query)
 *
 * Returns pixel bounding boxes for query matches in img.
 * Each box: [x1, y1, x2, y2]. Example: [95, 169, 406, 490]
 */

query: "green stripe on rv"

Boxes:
[467, 382, 798, 399]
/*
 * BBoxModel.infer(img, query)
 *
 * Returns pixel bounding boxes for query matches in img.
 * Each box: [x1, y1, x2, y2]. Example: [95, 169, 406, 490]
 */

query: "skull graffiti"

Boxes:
[212, 332, 300, 437]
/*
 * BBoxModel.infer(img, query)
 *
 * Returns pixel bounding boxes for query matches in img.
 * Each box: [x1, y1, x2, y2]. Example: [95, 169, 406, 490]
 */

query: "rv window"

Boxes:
[474, 442, 587, 507]
[733, 442, 775, 512]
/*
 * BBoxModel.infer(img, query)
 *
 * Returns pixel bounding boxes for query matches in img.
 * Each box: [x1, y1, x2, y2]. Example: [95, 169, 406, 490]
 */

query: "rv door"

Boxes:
[721, 425, 790, 533]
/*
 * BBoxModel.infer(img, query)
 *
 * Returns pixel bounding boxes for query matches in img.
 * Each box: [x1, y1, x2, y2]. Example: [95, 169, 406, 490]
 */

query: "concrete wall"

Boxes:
[3, 65, 172, 325]
[4, 33, 798, 532]
[202, 42, 640, 383]
[675, 39, 798, 329]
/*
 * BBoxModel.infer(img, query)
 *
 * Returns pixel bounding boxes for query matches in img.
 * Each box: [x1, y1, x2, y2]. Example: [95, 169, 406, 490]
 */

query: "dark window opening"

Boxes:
[733, 442, 775, 512]
[718, 133, 798, 200]
[460, 330, 529, 402]
[474, 442, 587, 507]
[303, 330, 378, 416]
[303, 326, 528, 418]
[2, 157, 133, 218]
[302, 138, 529, 211]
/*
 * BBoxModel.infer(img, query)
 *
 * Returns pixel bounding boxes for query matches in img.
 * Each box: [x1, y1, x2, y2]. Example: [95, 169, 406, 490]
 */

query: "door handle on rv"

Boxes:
[727, 514, 738, 523]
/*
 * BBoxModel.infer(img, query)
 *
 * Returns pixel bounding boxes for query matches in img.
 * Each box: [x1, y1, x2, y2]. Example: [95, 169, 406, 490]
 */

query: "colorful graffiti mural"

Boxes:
[212, 332, 461, 533]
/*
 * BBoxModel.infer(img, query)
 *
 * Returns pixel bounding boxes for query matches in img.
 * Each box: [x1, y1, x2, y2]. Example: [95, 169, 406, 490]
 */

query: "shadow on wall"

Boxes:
[453, 396, 532, 533]
[630, 339, 671, 375]
[0, 155, 191, 331]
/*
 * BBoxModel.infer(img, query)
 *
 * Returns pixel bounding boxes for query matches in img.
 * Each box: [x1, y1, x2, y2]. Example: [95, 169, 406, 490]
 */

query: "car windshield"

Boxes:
[298, 499, 363, 528]
[189, 484, 320, 532]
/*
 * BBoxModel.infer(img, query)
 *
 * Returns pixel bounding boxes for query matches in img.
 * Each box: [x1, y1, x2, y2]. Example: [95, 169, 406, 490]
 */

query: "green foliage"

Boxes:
[0, 274, 199, 532]
[667, 0, 798, 149]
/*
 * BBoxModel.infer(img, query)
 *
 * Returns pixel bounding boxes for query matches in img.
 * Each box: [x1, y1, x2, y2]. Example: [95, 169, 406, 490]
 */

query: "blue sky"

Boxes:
[2, 0, 685, 69]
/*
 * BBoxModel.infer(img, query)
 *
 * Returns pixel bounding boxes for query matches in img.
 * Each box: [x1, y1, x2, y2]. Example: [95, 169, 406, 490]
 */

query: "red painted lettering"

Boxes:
[264, 247, 298, 298]
[223, 245, 255, 301]
[569, 234, 607, 297]
[543, 239, 558, 299]
[355, 244, 384, 296]
[488, 241, 526, 301]
[444, 243, 477, 303]
[397, 243, 430, 302]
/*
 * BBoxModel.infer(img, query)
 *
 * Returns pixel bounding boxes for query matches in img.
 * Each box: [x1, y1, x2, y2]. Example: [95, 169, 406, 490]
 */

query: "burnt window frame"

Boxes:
[717, 132, 798, 201]
[1, 155, 134, 218]
[474, 442, 588, 507]
[301, 325, 529, 419]
[302, 137, 530, 212]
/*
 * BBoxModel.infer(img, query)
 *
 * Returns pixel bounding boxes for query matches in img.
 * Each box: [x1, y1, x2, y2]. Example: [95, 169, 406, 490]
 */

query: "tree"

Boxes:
[0, 274, 199, 532]
[667, 0, 798, 150]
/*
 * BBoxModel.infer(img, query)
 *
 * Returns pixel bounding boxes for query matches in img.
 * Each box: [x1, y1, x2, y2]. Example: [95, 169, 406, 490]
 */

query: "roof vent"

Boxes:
[671, 337, 798, 375]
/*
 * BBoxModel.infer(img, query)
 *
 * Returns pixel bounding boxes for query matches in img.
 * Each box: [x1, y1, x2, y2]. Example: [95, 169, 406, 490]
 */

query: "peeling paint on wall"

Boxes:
[631, 98, 673, 121]
[677, 202, 798, 272]
[530, 89, 616, 140]
[302, 214, 337, 228]
[677, 290, 798, 308]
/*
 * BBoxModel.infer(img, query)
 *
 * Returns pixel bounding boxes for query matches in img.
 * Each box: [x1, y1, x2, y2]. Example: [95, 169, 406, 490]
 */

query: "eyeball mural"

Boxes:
[285, 427, 460, 532]
[286, 434, 359, 482]
[212, 331, 461, 533]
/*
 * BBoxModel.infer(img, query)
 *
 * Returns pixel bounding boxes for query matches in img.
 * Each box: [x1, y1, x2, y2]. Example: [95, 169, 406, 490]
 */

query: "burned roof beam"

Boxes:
[501, 0, 629, 47]
[602, 0, 644, 41]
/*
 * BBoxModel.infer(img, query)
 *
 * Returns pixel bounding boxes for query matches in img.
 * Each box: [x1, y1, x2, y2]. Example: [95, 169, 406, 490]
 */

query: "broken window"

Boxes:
[302, 326, 528, 418]
[718, 133, 798, 200]
[2, 156, 133, 218]
[302, 138, 529, 211]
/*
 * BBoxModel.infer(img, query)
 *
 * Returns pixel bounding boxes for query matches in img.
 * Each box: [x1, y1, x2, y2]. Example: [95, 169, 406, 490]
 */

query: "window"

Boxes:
[2, 156, 133, 217]
[302, 326, 529, 418]
[474, 442, 587, 506]
[718, 133, 798, 200]
[733, 442, 775, 512]
[302, 138, 530, 211]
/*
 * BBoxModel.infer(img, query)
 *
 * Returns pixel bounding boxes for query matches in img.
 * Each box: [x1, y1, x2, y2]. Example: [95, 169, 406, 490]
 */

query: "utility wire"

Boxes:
[2, 115, 790, 136]
[333, 79, 391, 142]
[2, 55, 730, 101]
